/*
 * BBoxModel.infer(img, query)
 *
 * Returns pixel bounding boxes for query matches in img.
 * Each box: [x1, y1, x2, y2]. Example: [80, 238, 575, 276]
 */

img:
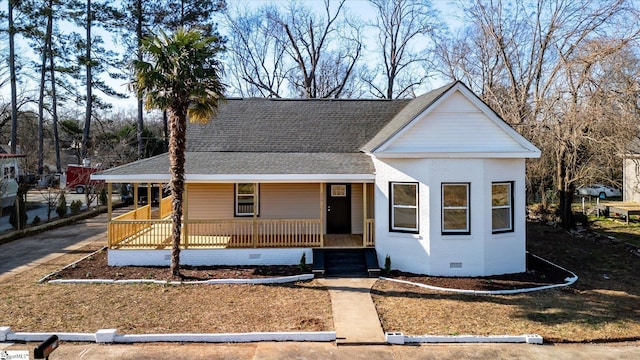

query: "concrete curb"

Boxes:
[0, 326, 336, 343]
[385, 332, 543, 345]
[380, 253, 578, 295]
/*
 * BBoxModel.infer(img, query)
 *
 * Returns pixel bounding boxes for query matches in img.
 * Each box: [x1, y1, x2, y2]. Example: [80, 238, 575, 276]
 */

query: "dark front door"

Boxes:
[327, 183, 351, 234]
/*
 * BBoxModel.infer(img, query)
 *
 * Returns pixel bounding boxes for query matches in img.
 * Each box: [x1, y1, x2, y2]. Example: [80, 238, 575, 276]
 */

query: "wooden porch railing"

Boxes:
[108, 217, 323, 249]
[159, 196, 172, 218]
[109, 205, 153, 247]
[364, 218, 375, 247]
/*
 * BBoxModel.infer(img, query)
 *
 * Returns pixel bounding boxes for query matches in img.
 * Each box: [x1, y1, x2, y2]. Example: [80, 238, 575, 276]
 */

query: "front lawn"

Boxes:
[372, 221, 640, 342]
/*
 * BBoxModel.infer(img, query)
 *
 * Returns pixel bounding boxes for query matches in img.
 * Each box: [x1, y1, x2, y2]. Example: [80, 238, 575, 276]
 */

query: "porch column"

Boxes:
[320, 182, 324, 247]
[107, 182, 112, 221]
[363, 182, 367, 247]
[183, 183, 189, 248]
[158, 183, 162, 219]
[253, 182, 258, 248]
[147, 182, 152, 218]
[133, 183, 139, 212]
[107, 182, 112, 248]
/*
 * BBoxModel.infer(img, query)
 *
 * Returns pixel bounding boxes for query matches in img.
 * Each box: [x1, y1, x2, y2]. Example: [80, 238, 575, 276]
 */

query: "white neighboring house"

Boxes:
[624, 146, 640, 202]
[0, 149, 24, 209]
[93, 81, 540, 277]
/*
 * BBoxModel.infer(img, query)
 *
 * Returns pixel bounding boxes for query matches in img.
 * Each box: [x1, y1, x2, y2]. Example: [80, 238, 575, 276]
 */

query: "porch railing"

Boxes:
[160, 196, 172, 219]
[364, 218, 375, 247]
[109, 218, 323, 249]
[109, 205, 153, 247]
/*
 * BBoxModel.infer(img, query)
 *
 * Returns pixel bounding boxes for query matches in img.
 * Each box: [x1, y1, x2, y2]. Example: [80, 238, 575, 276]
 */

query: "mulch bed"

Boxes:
[52, 249, 311, 281]
[386, 253, 571, 291]
[52, 248, 571, 291]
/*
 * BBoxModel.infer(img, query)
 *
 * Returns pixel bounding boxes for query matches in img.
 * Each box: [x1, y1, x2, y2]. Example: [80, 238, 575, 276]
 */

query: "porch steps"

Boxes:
[313, 248, 380, 278]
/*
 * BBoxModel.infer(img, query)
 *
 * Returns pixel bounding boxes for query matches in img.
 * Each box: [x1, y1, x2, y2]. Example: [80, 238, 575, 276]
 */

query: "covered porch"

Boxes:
[105, 182, 375, 249]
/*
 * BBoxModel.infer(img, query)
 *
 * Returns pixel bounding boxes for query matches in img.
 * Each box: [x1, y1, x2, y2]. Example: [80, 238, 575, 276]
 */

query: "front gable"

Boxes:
[371, 83, 540, 159]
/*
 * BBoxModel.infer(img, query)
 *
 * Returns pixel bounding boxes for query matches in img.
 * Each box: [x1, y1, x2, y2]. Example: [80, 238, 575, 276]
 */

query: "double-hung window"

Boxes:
[235, 183, 258, 217]
[492, 182, 513, 233]
[390, 182, 418, 233]
[442, 183, 470, 235]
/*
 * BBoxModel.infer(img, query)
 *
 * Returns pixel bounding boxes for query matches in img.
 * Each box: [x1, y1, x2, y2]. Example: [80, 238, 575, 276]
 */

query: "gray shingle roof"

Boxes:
[187, 98, 410, 153]
[95, 152, 375, 179]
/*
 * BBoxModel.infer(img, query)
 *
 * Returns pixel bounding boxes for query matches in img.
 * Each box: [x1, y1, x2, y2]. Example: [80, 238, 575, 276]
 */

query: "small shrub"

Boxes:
[32, 215, 41, 226]
[384, 254, 392, 274]
[99, 187, 108, 206]
[56, 193, 67, 218]
[299, 252, 307, 272]
[70, 200, 83, 215]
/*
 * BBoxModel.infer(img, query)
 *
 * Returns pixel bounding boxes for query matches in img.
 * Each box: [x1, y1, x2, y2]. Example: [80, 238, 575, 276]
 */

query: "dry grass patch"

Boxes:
[0, 244, 333, 334]
[372, 221, 640, 342]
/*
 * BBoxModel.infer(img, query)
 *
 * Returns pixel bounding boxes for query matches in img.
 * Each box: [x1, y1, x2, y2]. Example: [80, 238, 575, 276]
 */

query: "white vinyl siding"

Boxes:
[384, 92, 522, 153]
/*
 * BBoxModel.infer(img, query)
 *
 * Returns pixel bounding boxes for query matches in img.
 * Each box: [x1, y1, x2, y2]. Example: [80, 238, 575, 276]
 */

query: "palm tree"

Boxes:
[133, 29, 224, 277]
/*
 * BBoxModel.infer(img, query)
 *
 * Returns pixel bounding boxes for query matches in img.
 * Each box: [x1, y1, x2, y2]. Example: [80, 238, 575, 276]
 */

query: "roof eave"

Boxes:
[92, 173, 376, 183]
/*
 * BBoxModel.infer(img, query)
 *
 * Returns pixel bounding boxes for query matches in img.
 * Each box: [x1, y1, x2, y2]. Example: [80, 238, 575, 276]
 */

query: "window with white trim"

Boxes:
[390, 182, 418, 233]
[235, 183, 258, 216]
[492, 182, 513, 233]
[442, 183, 470, 234]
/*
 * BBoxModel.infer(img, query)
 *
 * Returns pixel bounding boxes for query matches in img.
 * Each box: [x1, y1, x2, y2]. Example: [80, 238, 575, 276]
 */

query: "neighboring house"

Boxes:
[93, 81, 540, 276]
[623, 139, 640, 202]
[0, 146, 24, 209]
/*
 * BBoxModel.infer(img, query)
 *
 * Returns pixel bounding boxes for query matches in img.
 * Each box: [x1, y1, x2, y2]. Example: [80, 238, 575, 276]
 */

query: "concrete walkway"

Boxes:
[319, 278, 386, 344]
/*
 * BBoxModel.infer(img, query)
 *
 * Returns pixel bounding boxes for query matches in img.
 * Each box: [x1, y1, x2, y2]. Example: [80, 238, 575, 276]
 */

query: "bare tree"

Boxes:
[225, 0, 363, 98]
[224, 4, 288, 98]
[8, 0, 19, 153]
[366, 0, 443, 99]
[274, 0, 363, 98]
[435, 0, 640, 227]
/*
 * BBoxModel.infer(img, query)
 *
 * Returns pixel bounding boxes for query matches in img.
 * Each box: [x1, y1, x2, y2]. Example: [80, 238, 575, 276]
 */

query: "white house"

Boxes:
[93, 81, 540, 276]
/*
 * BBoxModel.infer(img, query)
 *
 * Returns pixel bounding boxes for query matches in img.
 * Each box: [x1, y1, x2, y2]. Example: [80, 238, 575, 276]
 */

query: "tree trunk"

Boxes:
[556, 146, 574, 229]
[8, 0, 18, 154]
[168, 108, 187, 278]
[81, 0, 93, 160]
[136, 0, 144, 160]
[37, 6, 50, 176]
[46, 0, 62, 173]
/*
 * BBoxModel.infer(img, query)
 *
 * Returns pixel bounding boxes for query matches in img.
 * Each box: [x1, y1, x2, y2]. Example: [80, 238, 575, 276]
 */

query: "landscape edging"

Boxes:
[380, 253, 578, 295]
[47, 273, 315, 285]
[385, 332, 543, 345]
[0, 326, 336, 343]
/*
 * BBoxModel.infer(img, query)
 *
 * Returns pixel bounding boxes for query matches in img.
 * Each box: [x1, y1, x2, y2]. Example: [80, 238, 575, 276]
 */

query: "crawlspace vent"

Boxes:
[449, 262, 462, 269]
